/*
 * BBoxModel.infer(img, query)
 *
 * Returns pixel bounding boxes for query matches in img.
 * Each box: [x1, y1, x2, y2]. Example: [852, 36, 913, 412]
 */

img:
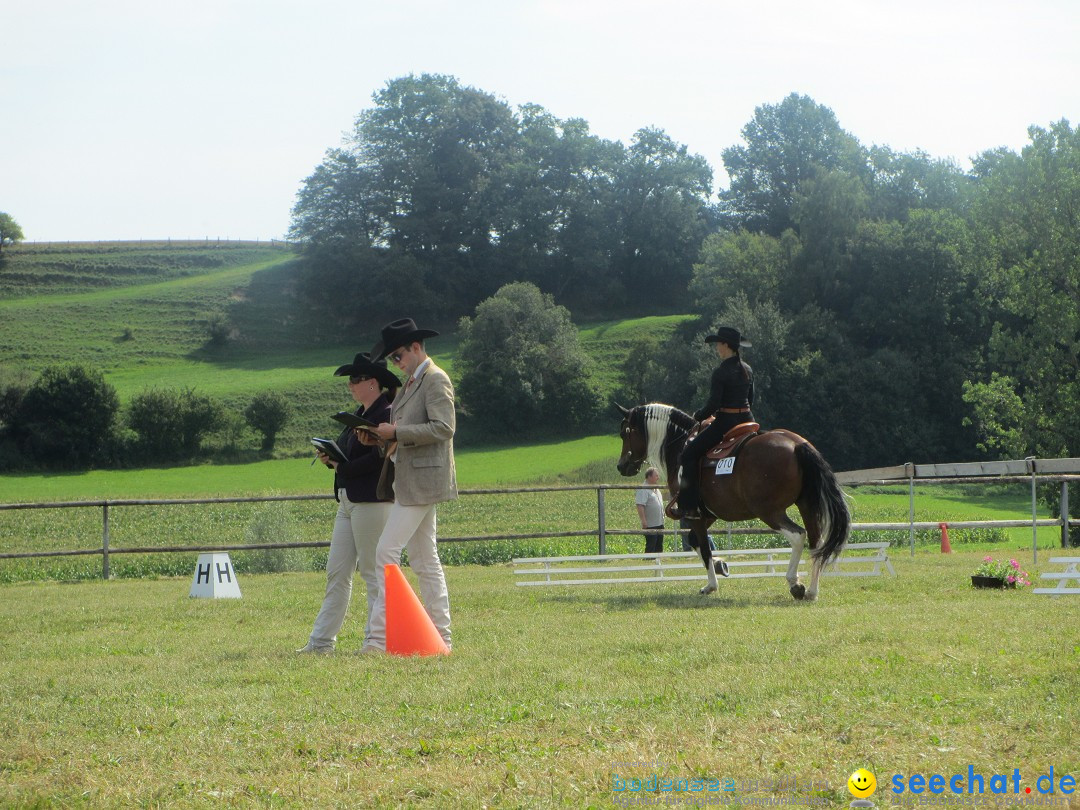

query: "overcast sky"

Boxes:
[4, 0, 1078, 242]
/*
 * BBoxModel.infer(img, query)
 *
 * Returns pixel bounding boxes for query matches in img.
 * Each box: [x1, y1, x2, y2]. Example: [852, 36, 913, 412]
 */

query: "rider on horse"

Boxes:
[674, 326, 755, 520]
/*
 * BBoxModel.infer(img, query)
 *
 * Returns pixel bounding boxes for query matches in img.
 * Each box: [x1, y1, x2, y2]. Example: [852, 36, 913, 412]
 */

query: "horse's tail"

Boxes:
[795, 442, 850, 565]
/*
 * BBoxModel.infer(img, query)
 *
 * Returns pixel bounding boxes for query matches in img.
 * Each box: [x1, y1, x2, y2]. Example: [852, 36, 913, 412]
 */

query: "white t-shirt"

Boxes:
[635, 484, 664, 527]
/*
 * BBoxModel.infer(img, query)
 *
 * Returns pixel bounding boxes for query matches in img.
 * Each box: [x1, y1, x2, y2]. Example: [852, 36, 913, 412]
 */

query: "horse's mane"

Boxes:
[633, 403, 696, 470]
[663, 405, 697, 432]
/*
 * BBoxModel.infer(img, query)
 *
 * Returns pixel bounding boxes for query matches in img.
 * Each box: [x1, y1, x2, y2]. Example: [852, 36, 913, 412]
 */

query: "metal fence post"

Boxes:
[1027, 457, 1038, 565]
[906, 462, 915, 557]
[1062, 480, 1070, 549]
[597, 487, 606, 555]
[102, 503, 110, 580]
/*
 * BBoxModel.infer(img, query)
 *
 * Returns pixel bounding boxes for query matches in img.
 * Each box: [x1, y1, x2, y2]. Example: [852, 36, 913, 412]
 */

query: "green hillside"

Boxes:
[0, 242, 696, 457]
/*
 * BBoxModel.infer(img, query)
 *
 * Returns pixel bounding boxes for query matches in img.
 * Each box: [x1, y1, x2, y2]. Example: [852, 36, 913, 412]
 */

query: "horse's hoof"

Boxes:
[699, 585, 717, 596]
[790, 583, 806, 600]
[713, 559, 730, 578]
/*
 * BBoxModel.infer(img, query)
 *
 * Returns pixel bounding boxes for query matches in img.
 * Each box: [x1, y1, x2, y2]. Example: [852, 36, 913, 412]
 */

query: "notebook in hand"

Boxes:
[331, 411, 379, 432]
[310, 437, 348, 464]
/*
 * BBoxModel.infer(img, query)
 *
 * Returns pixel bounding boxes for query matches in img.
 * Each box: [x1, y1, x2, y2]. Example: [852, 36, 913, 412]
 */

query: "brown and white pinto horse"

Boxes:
[616, 403, 850, 600]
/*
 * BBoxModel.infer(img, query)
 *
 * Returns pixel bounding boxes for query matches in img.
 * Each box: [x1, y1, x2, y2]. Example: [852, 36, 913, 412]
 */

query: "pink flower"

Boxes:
[1010, 559, 1020, 569]
[983, 556, 993, 563]
[1007, 575, 1016, 583]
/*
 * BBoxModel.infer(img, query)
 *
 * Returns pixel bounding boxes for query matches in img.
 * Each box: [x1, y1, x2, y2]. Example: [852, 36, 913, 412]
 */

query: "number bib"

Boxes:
[714, 457, 735, 476]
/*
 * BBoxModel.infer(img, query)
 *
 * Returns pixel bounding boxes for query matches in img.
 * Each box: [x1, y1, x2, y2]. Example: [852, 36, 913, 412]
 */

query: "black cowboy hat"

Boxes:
[371, 318, 439, 362]
[705, 326, 751, 348]
[333, 352, 401, 389]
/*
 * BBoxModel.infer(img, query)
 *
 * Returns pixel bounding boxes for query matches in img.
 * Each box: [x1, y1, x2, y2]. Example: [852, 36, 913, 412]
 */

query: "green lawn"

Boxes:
[0, 435, 618, 501]
[1, 554, 1076, 807]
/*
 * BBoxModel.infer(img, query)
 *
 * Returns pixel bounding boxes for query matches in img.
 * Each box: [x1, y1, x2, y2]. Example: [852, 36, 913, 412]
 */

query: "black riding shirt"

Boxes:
[694, 356, 754, 422]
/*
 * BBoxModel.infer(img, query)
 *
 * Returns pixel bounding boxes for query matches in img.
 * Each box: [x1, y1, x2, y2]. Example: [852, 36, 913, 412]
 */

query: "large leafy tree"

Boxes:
[290, 74, 712, 322]
[965, 120, 1080, 458]
[291, 74, 523, 320]
[491, 108, 624, 309]
[456, 282, 600, 437]
[690, 228, 799, 318]
[721, 93, 866, 236]
[611, 128, 714, 307]
[288, 150, 381, 248]
[866, 146, 973, 222]
[356, 74, 521, 259]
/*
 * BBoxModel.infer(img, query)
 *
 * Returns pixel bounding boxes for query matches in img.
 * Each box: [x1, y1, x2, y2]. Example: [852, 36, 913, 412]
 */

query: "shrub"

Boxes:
[0, 369, 31, 430]
[10, 365, 119, 467]
[127, 388, 225, 462]
[243, 391, 292, 451]
[233, 501, 306, 574]
[206, 312, 231, 346]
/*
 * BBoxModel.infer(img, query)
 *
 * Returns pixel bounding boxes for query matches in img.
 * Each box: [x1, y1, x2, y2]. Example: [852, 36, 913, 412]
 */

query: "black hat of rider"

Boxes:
[705, 326, 751, 348]
[333, 352, 401, 389]
[371, 318, 440, 362]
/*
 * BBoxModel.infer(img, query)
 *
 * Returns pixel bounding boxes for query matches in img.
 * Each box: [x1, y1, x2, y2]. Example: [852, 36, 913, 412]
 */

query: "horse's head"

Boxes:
[615, 403, 648, 477]
[615, 403, 697, 480]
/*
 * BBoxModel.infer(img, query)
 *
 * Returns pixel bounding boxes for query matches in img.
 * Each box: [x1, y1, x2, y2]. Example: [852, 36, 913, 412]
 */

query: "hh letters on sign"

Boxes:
[189, 553, 242, 599]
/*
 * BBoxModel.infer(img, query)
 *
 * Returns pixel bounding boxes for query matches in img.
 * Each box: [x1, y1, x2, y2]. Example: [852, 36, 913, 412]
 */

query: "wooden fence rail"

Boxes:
[2, 457, 1078, 580]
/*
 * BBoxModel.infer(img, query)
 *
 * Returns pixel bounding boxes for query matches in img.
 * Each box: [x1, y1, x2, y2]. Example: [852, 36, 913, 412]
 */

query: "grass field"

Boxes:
[1, 553, 1076, 807]
[0, 435, 618, 500]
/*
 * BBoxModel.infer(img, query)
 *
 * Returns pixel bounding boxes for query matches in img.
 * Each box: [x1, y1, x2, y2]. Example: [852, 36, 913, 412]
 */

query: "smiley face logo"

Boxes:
[848, 768, 877, 798]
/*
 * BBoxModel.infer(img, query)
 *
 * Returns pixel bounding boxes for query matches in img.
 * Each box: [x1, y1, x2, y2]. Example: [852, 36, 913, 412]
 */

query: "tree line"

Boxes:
[290, 74, 1080, 477]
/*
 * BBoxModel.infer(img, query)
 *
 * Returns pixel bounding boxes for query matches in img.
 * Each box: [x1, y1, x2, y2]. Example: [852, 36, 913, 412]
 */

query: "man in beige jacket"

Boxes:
[365, 318, 457, 652]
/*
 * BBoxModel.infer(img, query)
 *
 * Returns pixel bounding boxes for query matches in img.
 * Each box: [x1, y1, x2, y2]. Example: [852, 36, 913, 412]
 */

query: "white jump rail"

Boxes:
[513, 541, 894, 587]
[1032, 556, 1080, 596]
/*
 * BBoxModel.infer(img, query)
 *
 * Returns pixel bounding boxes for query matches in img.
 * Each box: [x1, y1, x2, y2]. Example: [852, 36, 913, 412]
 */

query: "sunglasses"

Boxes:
[348, 375, 373, 384]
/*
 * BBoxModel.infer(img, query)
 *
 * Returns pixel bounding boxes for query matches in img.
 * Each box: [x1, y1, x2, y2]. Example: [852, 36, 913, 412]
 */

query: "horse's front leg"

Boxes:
[691, 519, 719, 595]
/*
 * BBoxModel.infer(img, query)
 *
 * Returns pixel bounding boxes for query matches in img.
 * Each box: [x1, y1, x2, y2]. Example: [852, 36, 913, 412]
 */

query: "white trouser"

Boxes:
[366, 501, 451, 650]
[308, 494, 390, 649]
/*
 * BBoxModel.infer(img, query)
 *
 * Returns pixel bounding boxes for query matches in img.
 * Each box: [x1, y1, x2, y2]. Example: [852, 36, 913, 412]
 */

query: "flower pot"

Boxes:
[971, 575, 1015, 589]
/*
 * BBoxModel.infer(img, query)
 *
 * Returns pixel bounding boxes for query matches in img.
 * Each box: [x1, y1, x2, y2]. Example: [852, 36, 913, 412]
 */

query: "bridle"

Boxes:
[620, 417, 649, 472]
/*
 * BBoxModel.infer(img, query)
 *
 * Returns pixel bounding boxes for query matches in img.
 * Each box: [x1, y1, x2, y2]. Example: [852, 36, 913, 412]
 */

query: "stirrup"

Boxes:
[669, 505, 701, 521]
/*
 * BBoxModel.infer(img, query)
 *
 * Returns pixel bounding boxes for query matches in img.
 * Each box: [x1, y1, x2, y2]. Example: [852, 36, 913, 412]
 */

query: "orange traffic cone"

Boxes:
[384, 564, 450, 656]
[939, 522, 952, 554]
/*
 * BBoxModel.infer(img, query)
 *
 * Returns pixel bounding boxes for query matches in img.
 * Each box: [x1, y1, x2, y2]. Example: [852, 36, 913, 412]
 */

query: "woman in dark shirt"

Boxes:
[297, 353, 400, 654]
[674, 327, 755, 520]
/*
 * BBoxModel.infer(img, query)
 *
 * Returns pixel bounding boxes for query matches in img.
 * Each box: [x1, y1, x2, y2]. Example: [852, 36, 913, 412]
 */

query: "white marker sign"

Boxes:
[188, 553, 242, 599]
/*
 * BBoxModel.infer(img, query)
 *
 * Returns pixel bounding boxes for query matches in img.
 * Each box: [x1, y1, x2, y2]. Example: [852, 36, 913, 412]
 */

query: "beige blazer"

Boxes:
[383, 360, 458, 506]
